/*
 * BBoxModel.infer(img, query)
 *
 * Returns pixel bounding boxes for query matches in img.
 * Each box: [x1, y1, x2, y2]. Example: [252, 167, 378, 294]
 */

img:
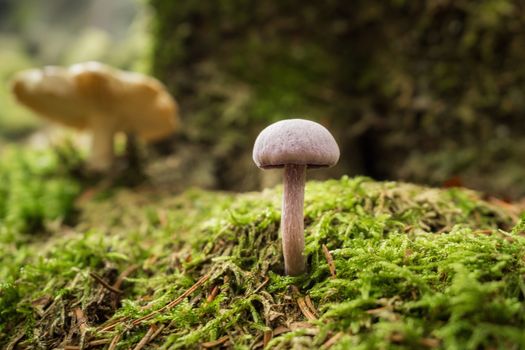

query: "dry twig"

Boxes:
[322, 245, 336, 278]
[131, 273, 210, 326]
[73, 307, 89, 349]
[297, 297, 317, 321]
[201, 335, 229, 348]
[252, 276, 270, 294]
[263, 330, 273, 347]
[108, 333, 122, 350]
[206, 285, 220, 303]
[132, 324, 158, 350]
[113, 264, 139, 290]
[321, 332, 344, 349]
[89, 272, 123, 294]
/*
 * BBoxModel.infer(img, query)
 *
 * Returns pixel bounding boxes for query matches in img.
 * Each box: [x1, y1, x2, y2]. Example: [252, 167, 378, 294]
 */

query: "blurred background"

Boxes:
[1, 0, 524, 198]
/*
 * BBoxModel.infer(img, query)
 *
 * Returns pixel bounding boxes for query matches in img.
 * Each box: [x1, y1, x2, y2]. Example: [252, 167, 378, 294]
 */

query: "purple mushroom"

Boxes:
[253, 119, 340, 275]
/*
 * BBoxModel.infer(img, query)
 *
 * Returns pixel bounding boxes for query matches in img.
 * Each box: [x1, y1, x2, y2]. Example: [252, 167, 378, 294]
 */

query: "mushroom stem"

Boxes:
[126, 133, 140, 169]
[282, 164, 307, 276]
[88, 122, 115, 172]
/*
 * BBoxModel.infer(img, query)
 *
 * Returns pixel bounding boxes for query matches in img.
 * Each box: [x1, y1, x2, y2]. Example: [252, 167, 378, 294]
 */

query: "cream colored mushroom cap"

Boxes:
[11, 61, 179, 141]
[11, 66, 89, 129]
[70, 61, 179, 141]
[253, 119, 340, 169]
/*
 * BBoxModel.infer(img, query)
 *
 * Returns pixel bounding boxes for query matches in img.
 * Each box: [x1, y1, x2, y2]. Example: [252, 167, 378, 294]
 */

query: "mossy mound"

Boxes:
[1, 177, 525, 349]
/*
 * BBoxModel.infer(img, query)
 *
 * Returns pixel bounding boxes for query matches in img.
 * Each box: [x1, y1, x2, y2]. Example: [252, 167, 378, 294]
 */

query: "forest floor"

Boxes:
[1, 145, 525, 350]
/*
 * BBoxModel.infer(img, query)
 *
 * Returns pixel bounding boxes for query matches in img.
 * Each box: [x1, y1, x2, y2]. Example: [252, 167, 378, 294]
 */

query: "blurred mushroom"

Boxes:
[253, 119, 339, 275]
[11, 61, 179, 172]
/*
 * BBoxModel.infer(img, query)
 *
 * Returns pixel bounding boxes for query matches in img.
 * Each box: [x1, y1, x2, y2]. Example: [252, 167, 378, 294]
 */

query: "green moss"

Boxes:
[0, 145, 82, 285]
[1, 173, 524, 349]
[0, 146, 81, 233]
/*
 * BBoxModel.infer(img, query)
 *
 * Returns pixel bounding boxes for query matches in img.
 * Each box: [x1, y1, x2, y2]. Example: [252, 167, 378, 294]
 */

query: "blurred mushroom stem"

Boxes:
[88, 121, 115, 172]
[125, 133, 140, 169]
[282, 164, 306, 276]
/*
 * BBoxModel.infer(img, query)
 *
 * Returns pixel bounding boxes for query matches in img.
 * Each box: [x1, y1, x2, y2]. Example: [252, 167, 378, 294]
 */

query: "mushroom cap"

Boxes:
[11, 66, 89, 129]
[11, 61, 179, 141]
[253, 119, 340, 169]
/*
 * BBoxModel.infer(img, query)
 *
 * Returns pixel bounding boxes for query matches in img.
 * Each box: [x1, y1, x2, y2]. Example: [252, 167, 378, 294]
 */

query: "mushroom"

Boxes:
[253, 119, 339, 275]
[11, 61, 179, 172]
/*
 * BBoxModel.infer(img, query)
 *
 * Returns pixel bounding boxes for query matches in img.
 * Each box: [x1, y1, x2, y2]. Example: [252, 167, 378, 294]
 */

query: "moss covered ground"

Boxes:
[1, 147, 525, 350]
